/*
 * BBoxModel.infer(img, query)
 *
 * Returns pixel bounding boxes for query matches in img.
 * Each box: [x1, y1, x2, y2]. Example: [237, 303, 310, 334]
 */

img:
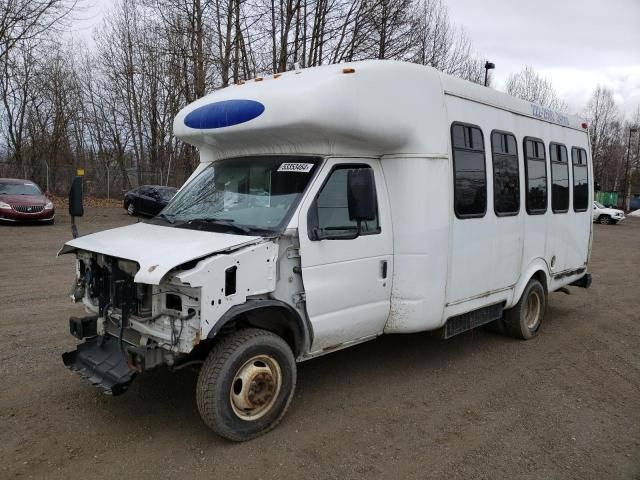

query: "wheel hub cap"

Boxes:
[230, 355, 281, 421]
[525, 291, 541, 330]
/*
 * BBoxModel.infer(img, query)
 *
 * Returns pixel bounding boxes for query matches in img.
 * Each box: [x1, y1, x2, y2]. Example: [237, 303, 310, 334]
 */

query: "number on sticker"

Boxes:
[277, 162, 314, 173]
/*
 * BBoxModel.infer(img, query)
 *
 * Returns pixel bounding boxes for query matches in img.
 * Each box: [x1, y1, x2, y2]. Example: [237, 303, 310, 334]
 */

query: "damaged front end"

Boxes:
[63, 251, 202, 395]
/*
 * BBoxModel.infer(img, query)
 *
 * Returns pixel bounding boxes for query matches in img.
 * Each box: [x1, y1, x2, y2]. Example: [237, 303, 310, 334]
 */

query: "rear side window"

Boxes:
[550, 143, 569, 213]
[451, 123, 487, 218]
[523, 137, 547, 214]
[572, 147, 589, 211]
[491, 131, 520, 216]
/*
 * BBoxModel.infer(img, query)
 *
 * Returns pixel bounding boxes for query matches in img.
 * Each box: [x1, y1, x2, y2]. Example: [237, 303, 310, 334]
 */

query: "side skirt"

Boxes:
[442, 303, 504, 339]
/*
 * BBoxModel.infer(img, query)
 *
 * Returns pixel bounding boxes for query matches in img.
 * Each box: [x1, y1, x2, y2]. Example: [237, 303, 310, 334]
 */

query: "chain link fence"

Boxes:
[0, 161, 191, 199]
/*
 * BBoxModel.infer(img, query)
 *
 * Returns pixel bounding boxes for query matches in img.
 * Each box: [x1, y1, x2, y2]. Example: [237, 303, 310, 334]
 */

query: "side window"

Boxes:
[523, 137, 547, 214]
[572, 147, 589, 212]
[550, 143, 569, 213]
[491, 131, 520, 216]
[451, 123, 487, 218]
[314, 165, 380, 237]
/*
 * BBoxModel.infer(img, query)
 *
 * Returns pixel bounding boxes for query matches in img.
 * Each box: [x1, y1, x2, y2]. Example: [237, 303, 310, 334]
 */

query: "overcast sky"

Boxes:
[71, 0, 640, 119]
[446, 0, 640, 118]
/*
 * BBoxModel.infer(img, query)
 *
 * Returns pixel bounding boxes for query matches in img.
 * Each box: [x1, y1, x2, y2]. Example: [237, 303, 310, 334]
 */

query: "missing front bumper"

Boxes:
[62, 336, 137, 396]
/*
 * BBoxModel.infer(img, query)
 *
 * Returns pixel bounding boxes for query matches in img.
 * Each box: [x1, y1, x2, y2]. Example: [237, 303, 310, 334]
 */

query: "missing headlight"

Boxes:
[166, 293, 182, 312]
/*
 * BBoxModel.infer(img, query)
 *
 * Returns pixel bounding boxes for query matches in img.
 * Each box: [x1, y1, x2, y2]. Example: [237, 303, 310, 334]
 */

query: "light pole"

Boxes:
[484, 61, 495, 87]
[623, 125, 638, 211]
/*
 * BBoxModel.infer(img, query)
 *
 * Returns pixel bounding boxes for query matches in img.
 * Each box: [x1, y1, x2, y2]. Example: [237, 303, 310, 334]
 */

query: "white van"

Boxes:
[60, 60, 593, 441]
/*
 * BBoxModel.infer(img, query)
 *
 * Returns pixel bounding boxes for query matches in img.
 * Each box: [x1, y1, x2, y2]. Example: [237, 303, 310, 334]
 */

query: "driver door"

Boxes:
[298, 158, 393, 353]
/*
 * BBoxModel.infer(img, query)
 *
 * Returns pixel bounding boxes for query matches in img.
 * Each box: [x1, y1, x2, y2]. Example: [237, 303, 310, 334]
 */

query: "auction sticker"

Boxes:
[277, 162, 314, 173]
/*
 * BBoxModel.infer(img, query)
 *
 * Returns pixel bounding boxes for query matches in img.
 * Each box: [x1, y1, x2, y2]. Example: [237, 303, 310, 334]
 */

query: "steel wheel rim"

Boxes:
[524, 290, 541, 330]
[230, 355, 282, 421]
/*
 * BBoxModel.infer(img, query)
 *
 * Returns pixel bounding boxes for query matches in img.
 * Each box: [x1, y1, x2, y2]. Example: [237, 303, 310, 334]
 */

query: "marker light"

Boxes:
[274, 73, 282, 79]
[255, 76, 263, 82]
[342, 67, 355, 74]
[581, 122, 588, 129]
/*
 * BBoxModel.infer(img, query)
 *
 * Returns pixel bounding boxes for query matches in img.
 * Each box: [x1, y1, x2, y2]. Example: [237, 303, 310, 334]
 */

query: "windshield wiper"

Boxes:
[186, 218, 252, 234]
[156, 212, 176, 224]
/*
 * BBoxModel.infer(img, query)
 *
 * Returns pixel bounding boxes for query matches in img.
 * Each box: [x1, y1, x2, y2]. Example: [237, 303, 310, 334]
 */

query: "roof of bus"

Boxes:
[173, 60, 586, 160]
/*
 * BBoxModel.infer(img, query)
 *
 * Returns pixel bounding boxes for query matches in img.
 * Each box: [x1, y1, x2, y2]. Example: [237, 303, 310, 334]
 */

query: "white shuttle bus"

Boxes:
[60, 60, 593, 441]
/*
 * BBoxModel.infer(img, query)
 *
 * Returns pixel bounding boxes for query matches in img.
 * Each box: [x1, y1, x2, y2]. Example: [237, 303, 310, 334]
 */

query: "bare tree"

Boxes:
[584, 86, 622, 190]
[506, 65, 567, 111]
[0, 0, 78, 61]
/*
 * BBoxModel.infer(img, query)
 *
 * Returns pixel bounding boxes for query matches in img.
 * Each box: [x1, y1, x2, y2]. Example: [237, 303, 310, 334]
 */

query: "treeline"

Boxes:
[0, 0, 638, 203]
[0, 0, 487, 195]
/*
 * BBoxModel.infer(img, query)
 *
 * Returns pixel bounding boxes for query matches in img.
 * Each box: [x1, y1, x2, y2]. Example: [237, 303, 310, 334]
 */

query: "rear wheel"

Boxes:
[504, 279, 546, 340]
[196, 328, 296, 442]
[599, 215, 611, 225]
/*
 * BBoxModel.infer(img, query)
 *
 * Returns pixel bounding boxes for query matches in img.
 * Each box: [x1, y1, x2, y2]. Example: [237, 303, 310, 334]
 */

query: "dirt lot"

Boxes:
[1, 208, 639, 479]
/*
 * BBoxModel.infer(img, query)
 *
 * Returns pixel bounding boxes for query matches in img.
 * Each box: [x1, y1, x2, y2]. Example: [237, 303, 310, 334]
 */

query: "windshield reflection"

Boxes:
[158, 156, 320, 234]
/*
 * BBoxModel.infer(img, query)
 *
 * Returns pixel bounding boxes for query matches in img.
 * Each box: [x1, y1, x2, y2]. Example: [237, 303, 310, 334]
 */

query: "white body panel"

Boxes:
[61, 222, 260, 284]
[297, 158, 394, 352]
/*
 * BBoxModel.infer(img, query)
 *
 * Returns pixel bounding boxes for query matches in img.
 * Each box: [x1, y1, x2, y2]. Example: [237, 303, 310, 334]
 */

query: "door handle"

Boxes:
[380, 260, 388, 279]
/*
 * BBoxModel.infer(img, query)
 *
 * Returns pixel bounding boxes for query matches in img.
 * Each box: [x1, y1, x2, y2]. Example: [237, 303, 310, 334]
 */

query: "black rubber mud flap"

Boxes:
[62, 336, 137, 396]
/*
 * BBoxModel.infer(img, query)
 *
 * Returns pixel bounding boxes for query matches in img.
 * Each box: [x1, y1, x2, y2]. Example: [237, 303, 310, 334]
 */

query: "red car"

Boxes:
[0, 178, 55, 224]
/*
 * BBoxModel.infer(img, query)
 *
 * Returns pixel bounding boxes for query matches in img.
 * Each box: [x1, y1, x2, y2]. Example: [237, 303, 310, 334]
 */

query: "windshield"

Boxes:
[594, 201, 604, 208]
[0, 181, 42, 195]
[157, 156, 320, 234]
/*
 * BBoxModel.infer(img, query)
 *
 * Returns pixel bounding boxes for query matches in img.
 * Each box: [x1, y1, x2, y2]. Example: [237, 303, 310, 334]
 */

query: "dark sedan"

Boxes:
[0, 178, 55, 224]
[123, 185, 177, 217]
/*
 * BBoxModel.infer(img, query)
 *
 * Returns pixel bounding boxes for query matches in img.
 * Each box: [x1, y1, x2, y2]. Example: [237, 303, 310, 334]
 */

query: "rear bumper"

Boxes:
[570, 272, 592, 289]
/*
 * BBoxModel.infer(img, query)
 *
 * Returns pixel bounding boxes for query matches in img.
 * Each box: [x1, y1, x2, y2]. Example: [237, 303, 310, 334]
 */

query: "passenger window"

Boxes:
[572, 147, 589, 211]
[523, 137, 547, 214]
[491, 131, 519, 216]
[314, 165, 380, 237]
[451, 123, 487, 218]
[550, 143, 569, 213]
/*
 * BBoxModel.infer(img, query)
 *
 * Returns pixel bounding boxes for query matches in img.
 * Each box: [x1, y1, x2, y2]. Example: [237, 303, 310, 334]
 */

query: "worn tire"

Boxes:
[504, 279, 545, 340]
[196, 328, 296, 442]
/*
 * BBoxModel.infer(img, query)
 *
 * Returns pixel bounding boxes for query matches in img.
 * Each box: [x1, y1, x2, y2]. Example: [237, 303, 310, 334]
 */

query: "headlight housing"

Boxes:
[44, 200, 54, 210]
[0, 201, 11, 210]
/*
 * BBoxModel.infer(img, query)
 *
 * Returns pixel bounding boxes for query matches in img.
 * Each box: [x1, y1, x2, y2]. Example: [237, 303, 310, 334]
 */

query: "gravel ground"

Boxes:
[1, 208, 639, 479]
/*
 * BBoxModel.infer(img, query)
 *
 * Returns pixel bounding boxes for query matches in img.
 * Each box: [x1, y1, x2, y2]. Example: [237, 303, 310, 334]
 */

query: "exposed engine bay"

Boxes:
[73, 250, 202, 357]
[60, 235, 288, 395]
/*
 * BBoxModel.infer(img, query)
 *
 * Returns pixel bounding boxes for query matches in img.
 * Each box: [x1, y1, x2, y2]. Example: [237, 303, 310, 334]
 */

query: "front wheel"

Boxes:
[126, 202, 135, 216]
[599, 215, 611, 225]
[196, 328, 296, 442]
[504, 279, 546, 340]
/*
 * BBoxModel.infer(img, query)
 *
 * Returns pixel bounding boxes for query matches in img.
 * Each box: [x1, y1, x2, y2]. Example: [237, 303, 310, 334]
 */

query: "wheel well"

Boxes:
[531, 270, 548, 296]
[200, 304, 306, 358]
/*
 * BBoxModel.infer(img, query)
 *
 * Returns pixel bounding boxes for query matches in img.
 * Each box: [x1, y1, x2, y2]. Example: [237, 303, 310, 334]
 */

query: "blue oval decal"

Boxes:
[184, 99, 265, 129]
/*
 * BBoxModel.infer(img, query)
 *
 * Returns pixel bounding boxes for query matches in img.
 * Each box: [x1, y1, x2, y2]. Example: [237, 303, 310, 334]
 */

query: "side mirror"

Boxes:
[69, 176, 84, 217]
[347, 168, 376, 222]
